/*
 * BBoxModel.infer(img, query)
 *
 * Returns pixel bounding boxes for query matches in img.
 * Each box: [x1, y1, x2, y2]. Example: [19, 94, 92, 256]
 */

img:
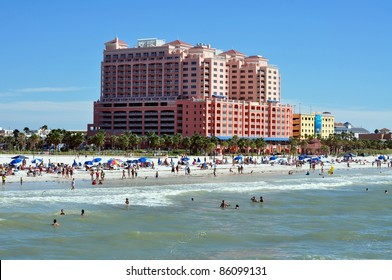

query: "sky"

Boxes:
[0, 0, 391, 132]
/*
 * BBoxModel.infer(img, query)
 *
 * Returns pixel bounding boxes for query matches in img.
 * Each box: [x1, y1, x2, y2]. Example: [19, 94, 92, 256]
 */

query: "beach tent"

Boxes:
[72, 159, 78, 167]
[378, 155, 385, 160]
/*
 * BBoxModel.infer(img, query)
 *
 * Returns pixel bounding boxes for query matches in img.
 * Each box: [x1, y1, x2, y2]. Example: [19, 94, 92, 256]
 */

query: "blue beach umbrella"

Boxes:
[138, 157, 148, 163]
[84, 160, 93, 166]
[31, 158, 43, 164]
[93, 158, 102, 163]
[11, 155, 29, 160]
[10, 158, 22, 165]
[234, 155, 243, 161]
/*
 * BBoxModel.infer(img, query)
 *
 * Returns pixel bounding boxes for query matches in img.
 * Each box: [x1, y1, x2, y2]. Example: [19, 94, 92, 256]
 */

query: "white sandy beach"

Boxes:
[1, 153, 389, 185]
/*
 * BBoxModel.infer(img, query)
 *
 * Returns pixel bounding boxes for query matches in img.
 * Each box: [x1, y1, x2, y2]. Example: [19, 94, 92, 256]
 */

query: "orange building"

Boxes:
[88, 38, 292, 142]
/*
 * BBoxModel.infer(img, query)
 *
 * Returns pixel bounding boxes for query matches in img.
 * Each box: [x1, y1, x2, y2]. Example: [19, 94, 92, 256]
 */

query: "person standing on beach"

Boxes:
[122, 169, 126, 179]
[71, 178, 75, 190]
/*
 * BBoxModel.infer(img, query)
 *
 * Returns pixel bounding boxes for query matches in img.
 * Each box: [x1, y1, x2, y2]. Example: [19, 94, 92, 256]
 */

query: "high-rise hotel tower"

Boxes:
[88, 38, 293, 141]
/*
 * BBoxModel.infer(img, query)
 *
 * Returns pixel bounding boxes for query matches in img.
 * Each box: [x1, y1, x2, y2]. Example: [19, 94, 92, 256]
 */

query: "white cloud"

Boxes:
[0, 101, 93, 130]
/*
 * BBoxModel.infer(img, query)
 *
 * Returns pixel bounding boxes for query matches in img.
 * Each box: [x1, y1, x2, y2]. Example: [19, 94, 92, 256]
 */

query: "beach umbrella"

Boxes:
[10, 158, 22, 165]
[182, 157, 190, 161]
[11, 155, 29, 160]
[108, 158, 122, 165]
[72, 159, 78, 167]
[126, 159, 138, 164]
[234, 155, 243, 161]
[84, 160, 94, 166]
[138, 157, 149, 163]
[31, 158, 43, 164]
[93, 158, 102, 163]
[269, 156, 278, 161]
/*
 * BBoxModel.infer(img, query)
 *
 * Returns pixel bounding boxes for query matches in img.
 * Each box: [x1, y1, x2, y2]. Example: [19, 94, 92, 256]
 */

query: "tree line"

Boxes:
[1, 126, 392, 156]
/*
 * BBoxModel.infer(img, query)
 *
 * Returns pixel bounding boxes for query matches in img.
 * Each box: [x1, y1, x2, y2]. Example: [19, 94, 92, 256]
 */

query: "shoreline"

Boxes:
[1, 153, 390, 187]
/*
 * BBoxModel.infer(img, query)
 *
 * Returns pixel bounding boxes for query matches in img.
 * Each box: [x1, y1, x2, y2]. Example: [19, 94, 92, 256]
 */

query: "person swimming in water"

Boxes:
[60, 209, 65, 215]
[81, 209, 85, 216]
[125, 198, 130, 206]
[250, 196, 258, 202]
[235, 204, 239, 209]
[220, 200, 229, 208]
[52, 219, 60, 226]
[259, 196, 264, 203]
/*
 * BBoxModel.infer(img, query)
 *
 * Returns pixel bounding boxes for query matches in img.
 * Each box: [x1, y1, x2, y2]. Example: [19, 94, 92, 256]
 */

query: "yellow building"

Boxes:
[293, 112, 334, 139]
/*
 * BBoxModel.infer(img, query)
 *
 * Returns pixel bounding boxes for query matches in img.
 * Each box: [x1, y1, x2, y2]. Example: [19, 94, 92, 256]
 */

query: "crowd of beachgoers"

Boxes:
[1, 153, 391, 186]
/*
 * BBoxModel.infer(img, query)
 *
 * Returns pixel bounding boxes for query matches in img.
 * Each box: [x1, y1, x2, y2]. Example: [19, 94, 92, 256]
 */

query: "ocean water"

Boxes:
[1, 168, 392, 260]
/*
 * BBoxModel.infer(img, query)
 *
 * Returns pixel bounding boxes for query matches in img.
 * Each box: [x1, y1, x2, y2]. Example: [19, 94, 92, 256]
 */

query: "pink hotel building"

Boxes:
[88, 38, 293, 144]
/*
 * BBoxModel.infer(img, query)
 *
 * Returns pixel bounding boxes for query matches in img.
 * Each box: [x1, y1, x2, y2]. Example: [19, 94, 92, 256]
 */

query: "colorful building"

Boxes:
[88, 38, 292, 142]
[293, 112, 334, 139]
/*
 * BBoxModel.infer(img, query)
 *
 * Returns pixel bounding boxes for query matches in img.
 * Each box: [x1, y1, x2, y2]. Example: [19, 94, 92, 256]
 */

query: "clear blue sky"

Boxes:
[0, 0, 391, 132]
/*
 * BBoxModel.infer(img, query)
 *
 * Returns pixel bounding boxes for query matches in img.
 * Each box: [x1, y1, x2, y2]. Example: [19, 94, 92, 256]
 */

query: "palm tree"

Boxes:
[46, 129, 63, 152]
[172, 133, 182, 152]
[181, 136, 191, 154]
[289, 137, 298, 156]
[128, 133, 140, 150]
[17, 133, 26, 151]
[94, 131, 106, 152]
[117, 134, 130, 151]
[254, 138, 266, 155]
[28, 133, 41, 151]
[146, 131, 159, 151]
[110, 135, 119, 150]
